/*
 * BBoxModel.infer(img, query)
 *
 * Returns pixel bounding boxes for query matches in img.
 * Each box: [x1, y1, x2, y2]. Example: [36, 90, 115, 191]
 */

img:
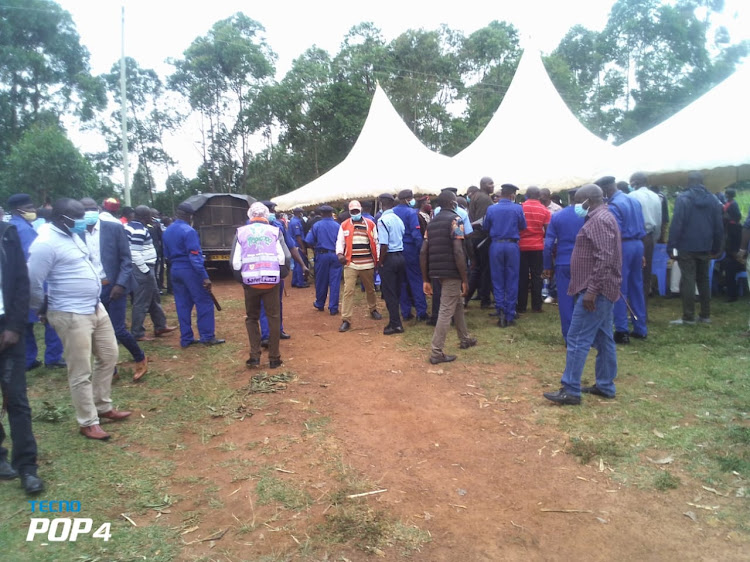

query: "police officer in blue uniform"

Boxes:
[393, 189, 428, 321]
[162, 203, 225, 347]
[483, 184, 527, 327]
[596, 176, 648, 343]
[7, 194, 66, 370]
[377, 193, 407, 334]
[305, 205, 342, 314]
[289, 207, 309, 288]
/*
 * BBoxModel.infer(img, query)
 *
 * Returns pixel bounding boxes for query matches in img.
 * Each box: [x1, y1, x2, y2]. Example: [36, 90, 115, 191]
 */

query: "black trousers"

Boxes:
[380, 252, 406, 328]
[518, 250, 544, 312]
[467, 237, 491, 306]
[0, 328, 38, 477]
[430, 278, 442, 322]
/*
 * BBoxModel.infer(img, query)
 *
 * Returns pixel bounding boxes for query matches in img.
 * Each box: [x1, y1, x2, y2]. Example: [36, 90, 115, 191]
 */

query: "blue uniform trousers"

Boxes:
[489, 241, 520, 321]
[561, 295, 617, 397]
[25, 313, 64, 368]
[399, 244, 428, 318]
[101, 283, 145, 362]
[313, 252, 342, 313]
[0, 335, 38, 476]
[555, 265, 574, 343]
[380, 252, 406, 328]
[171, 267, 215, 346]
[292, 253, 308, 287]
[614, 239, 647, 336]
[260, 279, 285, 339]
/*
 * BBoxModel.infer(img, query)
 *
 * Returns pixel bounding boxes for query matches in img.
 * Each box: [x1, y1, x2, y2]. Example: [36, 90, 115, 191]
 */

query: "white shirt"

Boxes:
[629, 187, 662, 235]
[99, 211, 121, 224]
[546, 201, 563, 214]
[84, 221, 107, 280]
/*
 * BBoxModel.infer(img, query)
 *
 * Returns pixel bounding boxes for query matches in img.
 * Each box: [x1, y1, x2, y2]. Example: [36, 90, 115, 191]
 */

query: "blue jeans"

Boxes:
[555, 265, 573, 342]
[560, 294, 617, 397]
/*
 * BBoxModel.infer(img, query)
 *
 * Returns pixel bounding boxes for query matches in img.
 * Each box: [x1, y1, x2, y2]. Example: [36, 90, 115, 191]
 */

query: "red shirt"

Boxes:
[519, 199, 550, 251]
[568, 205, 622, 302]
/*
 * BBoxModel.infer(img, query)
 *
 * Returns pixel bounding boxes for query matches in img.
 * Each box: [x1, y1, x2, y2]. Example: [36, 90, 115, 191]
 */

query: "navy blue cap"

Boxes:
[8, 194, 32, 208]
[261, 200, 278, 209]
[318, 204, 334, 213]
[378, 193, 395, 201]
[177, 202, 195, 214]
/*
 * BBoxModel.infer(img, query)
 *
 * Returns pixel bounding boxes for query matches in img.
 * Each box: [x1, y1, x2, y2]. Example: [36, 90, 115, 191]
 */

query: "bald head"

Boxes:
[574, 184, 604, 208]
[687, 171, 703, 187]
[135, 205, 152, 222]
[629, 172, 648, 189]
[526, 186, 541, 200]
[479, 177, 494, 195]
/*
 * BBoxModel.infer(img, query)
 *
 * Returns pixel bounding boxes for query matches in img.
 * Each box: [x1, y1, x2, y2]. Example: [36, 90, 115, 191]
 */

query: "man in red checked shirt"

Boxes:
[544, 184, 622, 406]
[518, 186, 551, 314]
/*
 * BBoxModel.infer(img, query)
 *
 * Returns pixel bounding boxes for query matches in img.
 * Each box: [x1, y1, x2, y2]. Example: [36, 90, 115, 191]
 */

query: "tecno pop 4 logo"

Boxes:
[26, 501, 111, 542]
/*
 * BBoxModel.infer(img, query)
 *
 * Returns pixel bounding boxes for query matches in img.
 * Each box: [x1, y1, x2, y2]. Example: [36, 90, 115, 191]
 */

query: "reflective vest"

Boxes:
[340, 217, 378, 266]
[236, 222, 281, 286]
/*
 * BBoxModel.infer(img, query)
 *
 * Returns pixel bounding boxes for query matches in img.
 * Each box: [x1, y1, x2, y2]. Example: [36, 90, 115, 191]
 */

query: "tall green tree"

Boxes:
[168, 13, 276, 193]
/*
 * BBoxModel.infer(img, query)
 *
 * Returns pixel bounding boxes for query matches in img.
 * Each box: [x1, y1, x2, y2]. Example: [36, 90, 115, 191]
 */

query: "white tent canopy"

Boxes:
[272, 84, 452, 210]
[612, 63, 750, 191]
[440, 47, 616, 192]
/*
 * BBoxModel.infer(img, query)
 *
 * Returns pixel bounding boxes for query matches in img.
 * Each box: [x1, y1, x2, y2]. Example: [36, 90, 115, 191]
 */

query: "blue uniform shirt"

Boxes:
[162, 219, 209, 279]
[608, 191, 647, 241]
[289, 216, 305, 244]
[273, 219, 296, 249]
[377, 209, 405, 252]
[304, 216, 339, 251]
[10, 215, 37, 259]
[393, 204, 422, 249]
[484, 200, 527, 241]
[543, 205, 585, 269]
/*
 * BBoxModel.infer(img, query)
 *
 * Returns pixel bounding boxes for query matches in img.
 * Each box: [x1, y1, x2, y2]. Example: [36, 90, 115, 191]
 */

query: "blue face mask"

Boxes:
[466, 196, 471, 203]
[350, 212, 362, 221]
[268, 213, 276, 222]
[409, 198, 416, 207]
[574, 200, 590, 218]
[63, 215, 87, 235]
[84, 210, 99, 226]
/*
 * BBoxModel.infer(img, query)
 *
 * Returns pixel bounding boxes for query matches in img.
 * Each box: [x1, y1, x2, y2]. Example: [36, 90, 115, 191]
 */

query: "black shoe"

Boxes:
[581, 385, 615, 399]
[261, 339, 269, 348]
[459, 337, 477, 349]
[280, 331, 291, 340]
[370, 310, 383, 320]
[20, 473, 44, 495]
[269, 359, 283, 369]
[402, 314, 414, 321]
[329, 309, 339, 316]
[246, 358, 261, 368]
[339, 321, 351, 332]
[480, 302, 492, 309]
[0, 460, 18, 480]
[416, 315, 429, 322]
[543, 388, 581, 405]
[313, 303, 324, 311]
[202, 338, 226, 346]
[45, 360, 67, 369]
[383, 325, 404, 335]
[614, 331, 630, 344]
[429, 354, 457, 365]
[629, 331, 647, 340]
[426, 318, 437, 326]
[28, 360, 42, 370]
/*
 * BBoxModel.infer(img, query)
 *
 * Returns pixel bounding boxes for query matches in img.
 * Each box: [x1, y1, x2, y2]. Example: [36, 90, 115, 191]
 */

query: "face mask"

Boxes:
[350, 212, 362, 221]
[409, 198, 416, 207]
[268, 213, 276, 222]
[20, 210, 37, 222]
[63, 215, 87, 235]
[574, 200, 590, 218]
[466, 196, 471, 203]
[84, 210, 99, 225]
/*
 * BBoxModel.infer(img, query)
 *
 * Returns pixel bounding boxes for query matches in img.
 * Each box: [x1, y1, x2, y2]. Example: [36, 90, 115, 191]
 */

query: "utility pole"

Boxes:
[120, 5, 130, 206]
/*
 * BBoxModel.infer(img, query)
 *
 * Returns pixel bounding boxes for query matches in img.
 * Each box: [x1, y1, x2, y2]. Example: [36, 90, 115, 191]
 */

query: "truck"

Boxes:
[180, 193, 257, 267]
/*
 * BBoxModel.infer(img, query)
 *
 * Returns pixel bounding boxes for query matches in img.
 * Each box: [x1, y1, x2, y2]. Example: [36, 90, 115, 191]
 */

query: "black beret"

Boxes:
[261, 200, 278, 209]
[7, 193, 33, 208]
[177, 202, 195, 214]
[594, 176, 616, 187]
[319, 204, 334, 212]
[293, 207, 304, 213]
[443, 187, 458, 194]
[397, 189, 413, 200]
[500, 183, 519, 192]
[378, 193, 395, 201]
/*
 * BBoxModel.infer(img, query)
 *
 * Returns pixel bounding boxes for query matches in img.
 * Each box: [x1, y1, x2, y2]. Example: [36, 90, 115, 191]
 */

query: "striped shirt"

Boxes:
[568, 205, 622, 302]
[124, 220, 157, 272]
[519, 199, 551, 251]
[349, 223, 374, 270]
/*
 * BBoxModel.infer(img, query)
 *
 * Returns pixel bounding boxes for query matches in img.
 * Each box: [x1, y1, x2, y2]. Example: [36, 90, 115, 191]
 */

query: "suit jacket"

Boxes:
[98, 220, 135, 291]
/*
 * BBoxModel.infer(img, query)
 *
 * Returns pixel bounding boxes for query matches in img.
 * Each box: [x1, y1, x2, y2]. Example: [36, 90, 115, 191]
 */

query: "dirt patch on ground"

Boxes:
[141, 278, 747, 561]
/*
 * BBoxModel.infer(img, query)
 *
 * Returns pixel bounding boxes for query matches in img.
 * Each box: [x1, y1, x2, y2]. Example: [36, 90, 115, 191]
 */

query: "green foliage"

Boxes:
[653, 470, 681, 491]
[0, 123, 98, 204]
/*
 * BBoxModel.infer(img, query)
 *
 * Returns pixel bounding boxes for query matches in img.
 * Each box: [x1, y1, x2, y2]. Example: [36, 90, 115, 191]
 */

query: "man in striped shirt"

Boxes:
[125, 206, 175, 342]
[335, 201, 382, 332]
[544, 184, 622, 406]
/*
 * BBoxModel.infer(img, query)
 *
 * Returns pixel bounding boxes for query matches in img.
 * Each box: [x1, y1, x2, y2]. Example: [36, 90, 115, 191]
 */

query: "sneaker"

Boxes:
[544, 296, 555, 304]
[614, 331, 630, 344]
[670, 318, 696, 325]
[429, 354, 457, 365]
[543, 388, 581, 405]
[459, 337, 477, 349]
[581, 385, 615, 399]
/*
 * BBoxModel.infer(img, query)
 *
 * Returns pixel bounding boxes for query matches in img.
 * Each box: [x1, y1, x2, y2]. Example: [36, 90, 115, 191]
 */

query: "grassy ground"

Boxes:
[402, 294, 750, 531]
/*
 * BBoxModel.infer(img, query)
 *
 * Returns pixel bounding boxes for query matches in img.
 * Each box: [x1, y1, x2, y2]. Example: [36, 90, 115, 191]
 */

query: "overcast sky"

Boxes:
[51, 0, 750, 186]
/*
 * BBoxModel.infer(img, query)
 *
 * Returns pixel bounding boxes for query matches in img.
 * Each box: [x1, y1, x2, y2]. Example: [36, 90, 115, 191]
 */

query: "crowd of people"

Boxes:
[0, 170, 744, 496]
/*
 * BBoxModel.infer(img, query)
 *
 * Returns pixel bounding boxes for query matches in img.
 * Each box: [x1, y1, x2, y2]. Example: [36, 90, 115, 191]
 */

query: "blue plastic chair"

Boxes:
[708, 252, 725, 295]
[737, 270, 748, 297]
[651, 244, 668, 296]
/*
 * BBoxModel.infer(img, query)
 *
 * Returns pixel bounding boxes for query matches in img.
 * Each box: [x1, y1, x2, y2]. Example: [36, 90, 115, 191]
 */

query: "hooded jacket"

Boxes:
[667, 185, 723, 255]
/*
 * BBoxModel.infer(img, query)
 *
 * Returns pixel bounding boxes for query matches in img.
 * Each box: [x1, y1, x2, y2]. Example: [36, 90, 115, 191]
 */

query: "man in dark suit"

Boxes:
[80, 198, 148, 381]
